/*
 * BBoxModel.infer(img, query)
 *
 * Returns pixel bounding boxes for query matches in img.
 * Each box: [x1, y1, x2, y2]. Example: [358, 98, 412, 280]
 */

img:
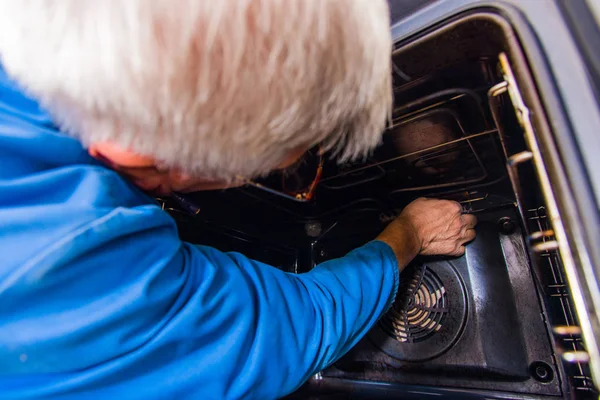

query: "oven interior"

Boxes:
[162, 13, 598, 399]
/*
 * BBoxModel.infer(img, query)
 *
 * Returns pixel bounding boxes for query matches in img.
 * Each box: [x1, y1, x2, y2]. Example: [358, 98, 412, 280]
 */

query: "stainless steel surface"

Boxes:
[564, 352, 592, 364]
[529, 205, 597, 393]
[489, 52, 600, 389]
[554, 326, 583, 336]
[530, 230, 555, 241]
[533, 241, 560, 253]
[505, 150, 533, 226]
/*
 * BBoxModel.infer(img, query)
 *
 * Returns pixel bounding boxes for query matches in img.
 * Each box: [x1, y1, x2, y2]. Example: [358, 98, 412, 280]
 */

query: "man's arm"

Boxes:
[189, 239, 400, 398]
[0, 199, 474, 399]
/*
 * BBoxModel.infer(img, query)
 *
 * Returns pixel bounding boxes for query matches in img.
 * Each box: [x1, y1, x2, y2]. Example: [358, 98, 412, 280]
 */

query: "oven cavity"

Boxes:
[163, 12, 598, 399]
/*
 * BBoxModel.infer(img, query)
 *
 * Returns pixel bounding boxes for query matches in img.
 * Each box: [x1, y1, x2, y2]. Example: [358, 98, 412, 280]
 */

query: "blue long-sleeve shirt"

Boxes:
[0, 65, 399, 399]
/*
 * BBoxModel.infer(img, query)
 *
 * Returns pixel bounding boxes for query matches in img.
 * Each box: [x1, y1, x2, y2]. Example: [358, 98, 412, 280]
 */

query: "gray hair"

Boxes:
[0, 0, 392, 180]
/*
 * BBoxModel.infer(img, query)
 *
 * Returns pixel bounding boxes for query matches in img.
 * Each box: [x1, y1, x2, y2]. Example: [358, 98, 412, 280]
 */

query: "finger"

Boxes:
[451, 201, 463, 214]
[463, 228, 476, 243]
[452, 245, 466, 257]
[461, 213, 478, 229]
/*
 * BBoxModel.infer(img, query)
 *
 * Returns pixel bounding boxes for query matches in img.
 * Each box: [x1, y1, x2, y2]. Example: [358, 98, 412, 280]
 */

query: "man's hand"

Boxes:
[376, 198, 477, 271]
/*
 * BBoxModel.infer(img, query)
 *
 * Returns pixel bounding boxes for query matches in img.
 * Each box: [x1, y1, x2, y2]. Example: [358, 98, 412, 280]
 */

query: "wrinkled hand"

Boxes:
[398, 198, 477, 256]
[376, 198, 477, 270]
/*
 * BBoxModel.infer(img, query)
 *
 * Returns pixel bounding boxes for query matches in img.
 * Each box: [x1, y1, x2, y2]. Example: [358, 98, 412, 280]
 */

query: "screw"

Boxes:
[530, 361, 554, 383]
[498, 217, 516, 235]
[305, 221, 322, 238]
[535, 366, 548, 379]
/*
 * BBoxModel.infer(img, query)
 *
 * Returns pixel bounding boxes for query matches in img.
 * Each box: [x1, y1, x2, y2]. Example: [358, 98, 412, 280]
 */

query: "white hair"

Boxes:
[0, 0, 392, 180]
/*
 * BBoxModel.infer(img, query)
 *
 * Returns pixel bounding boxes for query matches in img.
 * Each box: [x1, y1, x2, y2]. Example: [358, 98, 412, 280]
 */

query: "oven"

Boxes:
[161, 2, 600, 398]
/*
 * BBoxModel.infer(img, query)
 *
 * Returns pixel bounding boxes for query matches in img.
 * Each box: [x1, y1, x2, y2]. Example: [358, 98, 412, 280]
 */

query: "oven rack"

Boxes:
[319, 87, 503, 193]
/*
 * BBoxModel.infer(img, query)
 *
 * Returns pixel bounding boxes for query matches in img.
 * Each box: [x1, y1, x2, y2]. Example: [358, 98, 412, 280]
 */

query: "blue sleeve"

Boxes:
[0, 207, 399, 399]
[187, 239, 399, 398]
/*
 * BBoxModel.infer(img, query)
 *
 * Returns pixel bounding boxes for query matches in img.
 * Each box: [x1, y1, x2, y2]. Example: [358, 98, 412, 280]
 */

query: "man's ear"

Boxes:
[88, 142, 157, 168]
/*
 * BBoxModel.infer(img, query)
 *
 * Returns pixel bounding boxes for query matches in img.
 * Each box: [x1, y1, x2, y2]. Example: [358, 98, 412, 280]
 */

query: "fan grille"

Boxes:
[380, 265, 448, 343]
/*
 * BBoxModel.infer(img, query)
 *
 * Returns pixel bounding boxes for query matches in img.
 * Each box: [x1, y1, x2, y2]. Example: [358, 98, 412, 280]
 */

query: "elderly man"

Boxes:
[0, 1, 476, 399]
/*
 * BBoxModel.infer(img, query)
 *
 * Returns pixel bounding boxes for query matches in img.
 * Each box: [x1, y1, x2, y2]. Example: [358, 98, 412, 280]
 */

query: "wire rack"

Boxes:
[319, 88, 503, 193]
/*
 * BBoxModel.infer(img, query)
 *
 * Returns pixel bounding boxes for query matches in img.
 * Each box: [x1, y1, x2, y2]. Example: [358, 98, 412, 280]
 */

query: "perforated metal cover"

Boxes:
[370, 261, 467, 361]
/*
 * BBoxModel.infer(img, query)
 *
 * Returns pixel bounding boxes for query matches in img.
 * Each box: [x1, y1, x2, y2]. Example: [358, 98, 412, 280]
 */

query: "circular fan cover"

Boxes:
[369, 261, 467, 362]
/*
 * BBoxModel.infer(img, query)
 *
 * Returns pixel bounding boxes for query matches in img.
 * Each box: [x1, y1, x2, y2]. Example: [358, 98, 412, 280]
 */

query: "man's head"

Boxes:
[0, 0, 392, 194]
